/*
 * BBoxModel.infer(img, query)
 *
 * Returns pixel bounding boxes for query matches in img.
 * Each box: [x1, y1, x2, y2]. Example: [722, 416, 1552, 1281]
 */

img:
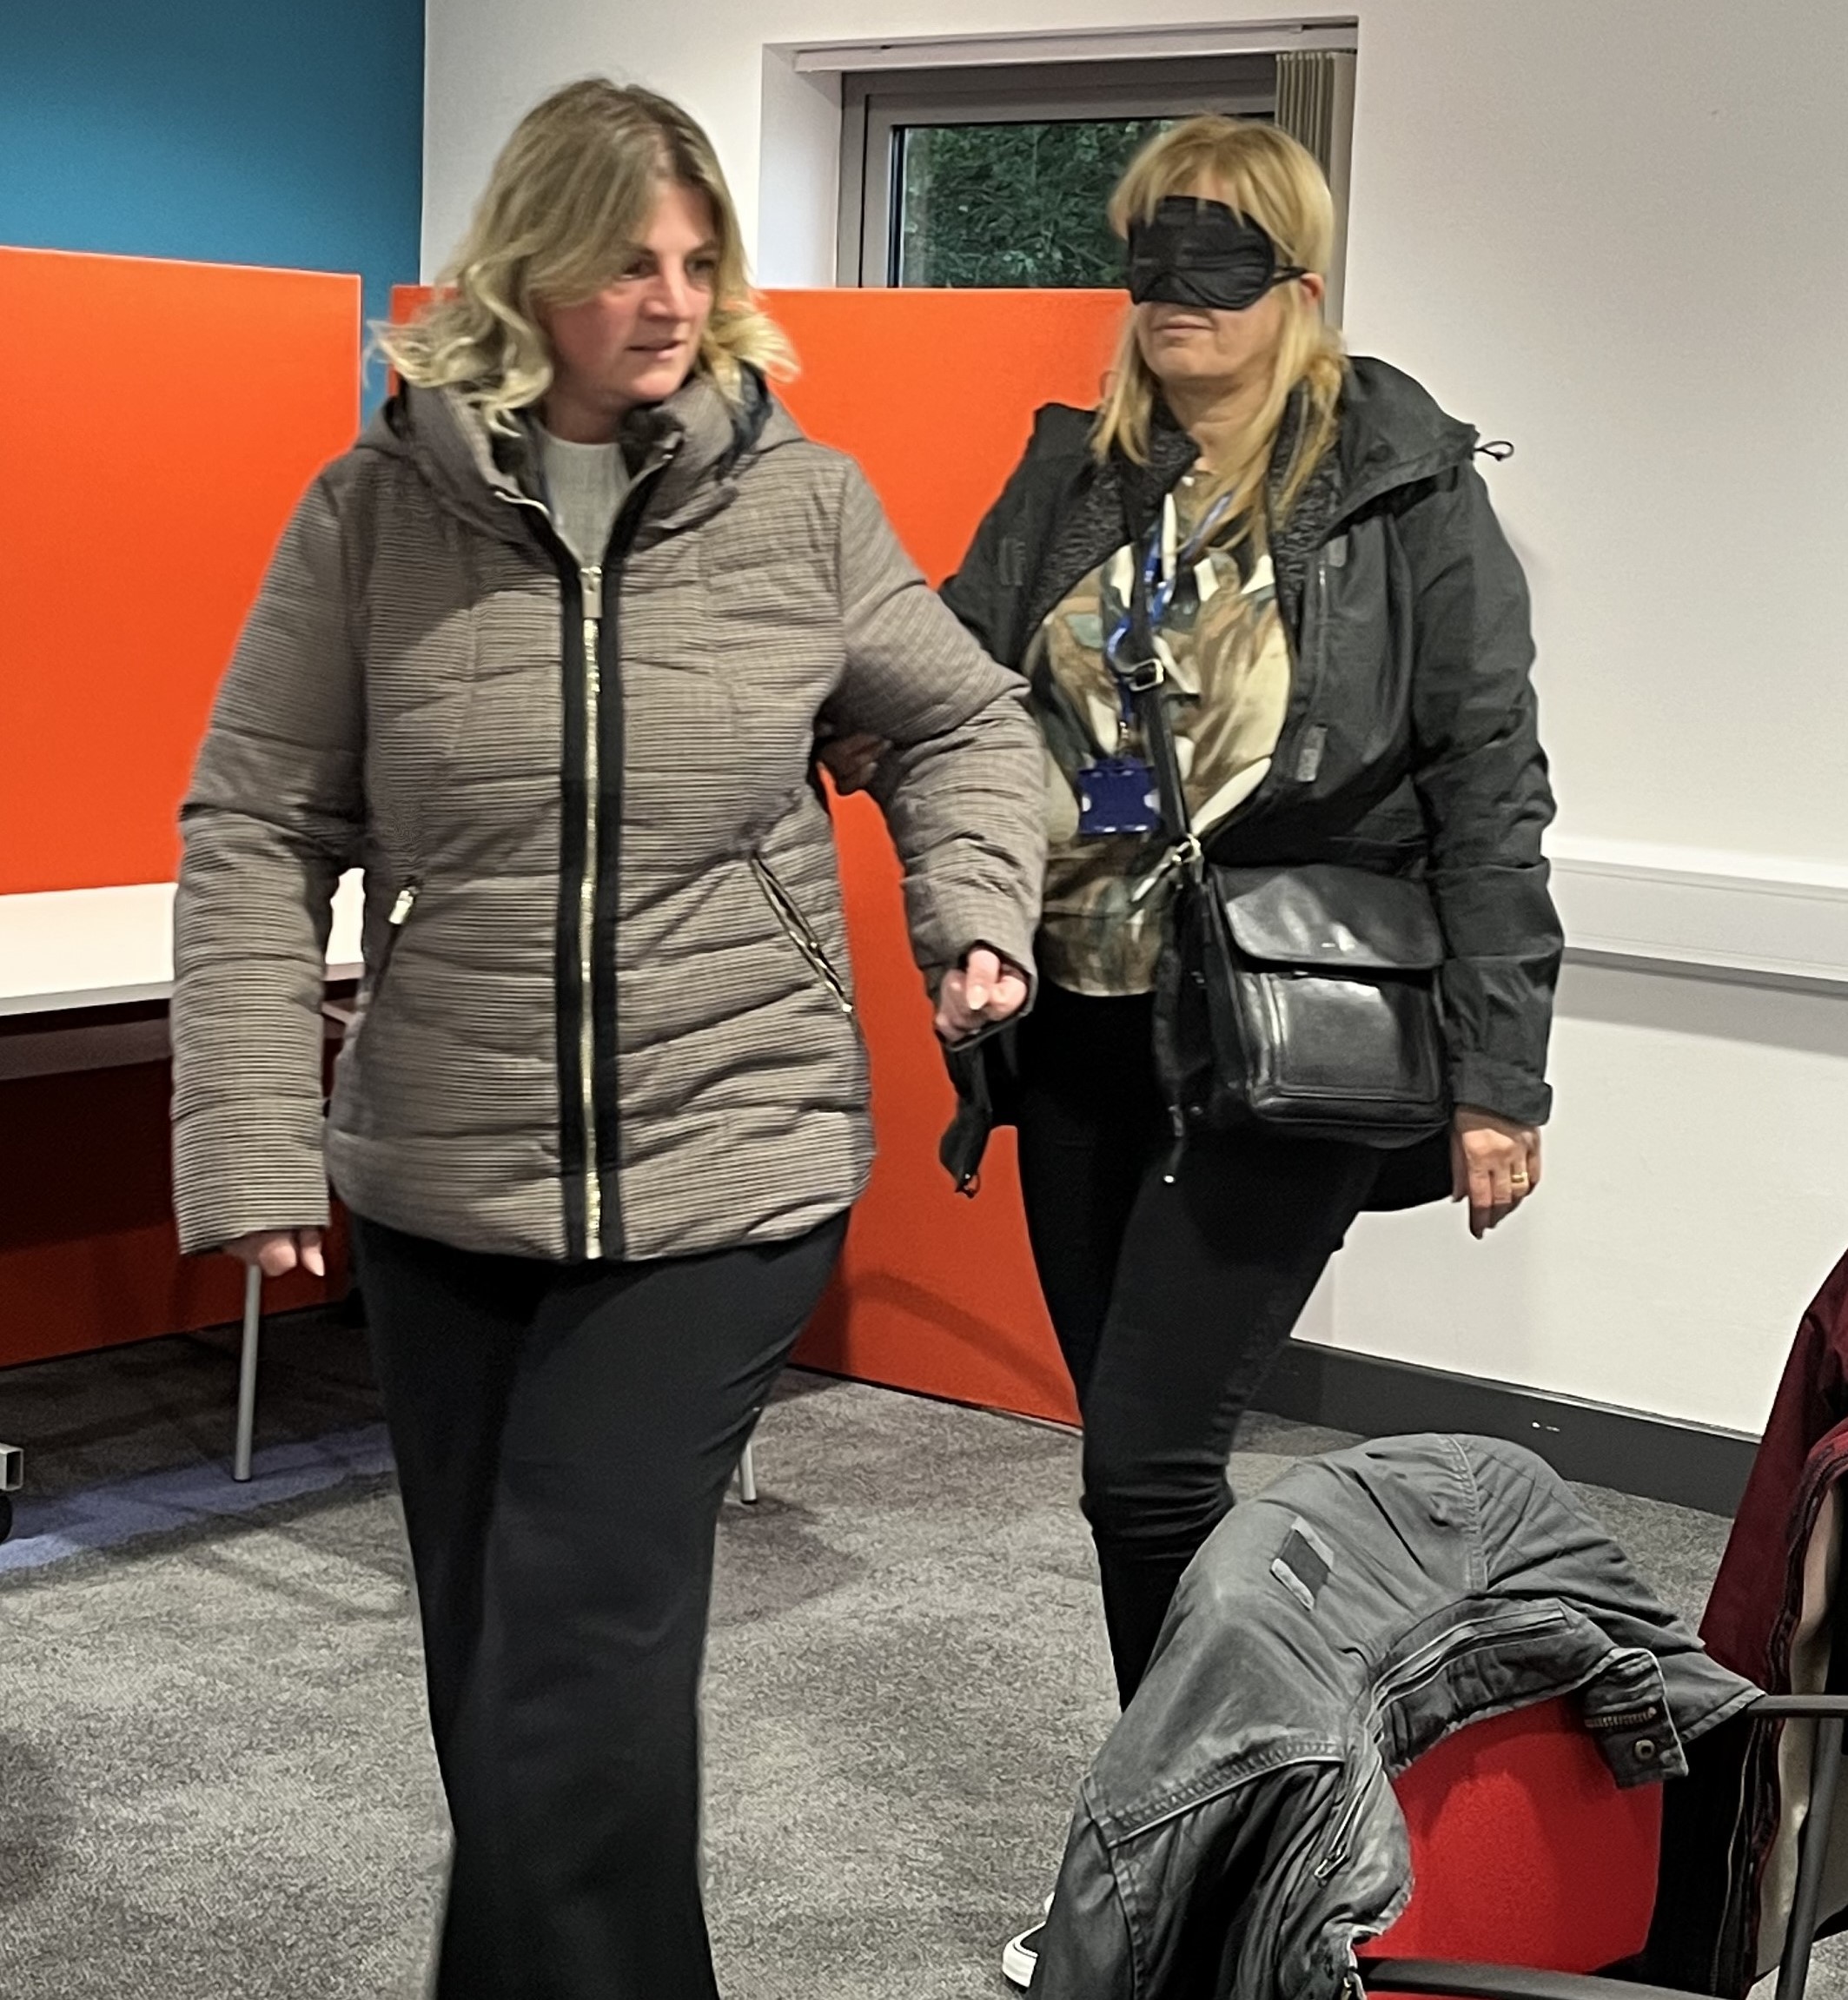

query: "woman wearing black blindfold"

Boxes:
[826, 115, 1560, 1992]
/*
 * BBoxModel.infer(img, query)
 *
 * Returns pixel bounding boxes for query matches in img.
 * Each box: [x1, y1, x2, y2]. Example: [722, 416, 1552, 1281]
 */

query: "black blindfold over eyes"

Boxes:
[1125, 195, 1305, 311]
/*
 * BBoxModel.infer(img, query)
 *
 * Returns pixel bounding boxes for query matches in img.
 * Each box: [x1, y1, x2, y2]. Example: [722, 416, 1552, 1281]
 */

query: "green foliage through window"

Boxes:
[894, 119, 1173, 288]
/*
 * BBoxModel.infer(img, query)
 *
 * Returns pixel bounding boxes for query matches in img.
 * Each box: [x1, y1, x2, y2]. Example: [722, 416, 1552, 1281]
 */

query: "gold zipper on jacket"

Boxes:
[496, 440, 674, 1262]
[580, 562, 604, 1252]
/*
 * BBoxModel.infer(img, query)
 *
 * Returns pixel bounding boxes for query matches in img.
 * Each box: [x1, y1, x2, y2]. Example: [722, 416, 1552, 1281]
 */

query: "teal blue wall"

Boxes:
[1, 2, 423, 401]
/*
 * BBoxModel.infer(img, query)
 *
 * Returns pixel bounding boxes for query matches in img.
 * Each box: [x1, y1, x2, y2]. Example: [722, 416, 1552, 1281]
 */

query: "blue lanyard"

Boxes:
[1103, 490, 1236, 728]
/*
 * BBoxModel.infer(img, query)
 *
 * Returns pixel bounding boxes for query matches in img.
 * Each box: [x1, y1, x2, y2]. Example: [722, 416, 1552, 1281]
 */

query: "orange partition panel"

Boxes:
[764, 288, 1121, 582]
[10, 284, 1112, 1405]
[0, 247, 361, 894]
[0, 248, 360, 1368]
[763, 289, 1123, 1422]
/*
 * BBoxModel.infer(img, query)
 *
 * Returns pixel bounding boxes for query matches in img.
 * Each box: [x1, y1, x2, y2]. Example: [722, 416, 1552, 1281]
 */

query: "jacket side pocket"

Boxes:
[749, 852, 853, 1017]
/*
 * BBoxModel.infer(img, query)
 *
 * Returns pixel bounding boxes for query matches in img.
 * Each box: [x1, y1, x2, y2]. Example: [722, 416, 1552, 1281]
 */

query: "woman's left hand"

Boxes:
[1451, 1106, 1543, 1240]
[935, 947, 1030, 1043]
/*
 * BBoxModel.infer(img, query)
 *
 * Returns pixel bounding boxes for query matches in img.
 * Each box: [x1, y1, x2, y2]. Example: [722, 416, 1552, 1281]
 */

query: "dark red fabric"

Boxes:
[1377, 1699, 1662, 1970]
[1702, 1249, 1848, 1684]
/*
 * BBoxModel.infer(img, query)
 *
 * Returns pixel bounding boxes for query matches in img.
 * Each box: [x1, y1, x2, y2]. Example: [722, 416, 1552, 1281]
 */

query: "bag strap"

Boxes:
[1124, 556, 1204, 884]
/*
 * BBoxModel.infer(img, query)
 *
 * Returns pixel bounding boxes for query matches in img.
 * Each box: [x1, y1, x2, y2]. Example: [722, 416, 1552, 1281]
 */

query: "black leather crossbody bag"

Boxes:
[1125, 568, 1451, 1150]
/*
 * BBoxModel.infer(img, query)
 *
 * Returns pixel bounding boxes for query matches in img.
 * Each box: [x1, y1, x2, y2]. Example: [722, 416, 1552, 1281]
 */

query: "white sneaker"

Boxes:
[1002, 1896, 1055, 1991]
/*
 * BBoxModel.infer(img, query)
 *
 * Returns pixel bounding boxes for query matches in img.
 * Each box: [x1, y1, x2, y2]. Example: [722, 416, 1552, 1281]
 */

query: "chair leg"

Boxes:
[0, 1442, 20, 1546]
[233, 1262, 262, 1483]
[737, 1438, 758, 1506]
[1777, 1712, 1845, 2000]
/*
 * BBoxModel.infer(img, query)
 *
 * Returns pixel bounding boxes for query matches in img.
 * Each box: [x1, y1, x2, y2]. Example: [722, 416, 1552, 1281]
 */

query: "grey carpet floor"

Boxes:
[0, 1317, 1825, 1999]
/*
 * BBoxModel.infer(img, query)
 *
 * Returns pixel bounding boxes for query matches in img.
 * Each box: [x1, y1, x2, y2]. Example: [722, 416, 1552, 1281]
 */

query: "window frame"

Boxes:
[838, 56, 1282, 293]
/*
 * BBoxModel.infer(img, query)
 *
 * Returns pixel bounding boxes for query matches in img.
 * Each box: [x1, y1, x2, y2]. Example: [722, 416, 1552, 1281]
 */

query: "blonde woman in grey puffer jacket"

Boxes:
[170, 80, 1042, 2000]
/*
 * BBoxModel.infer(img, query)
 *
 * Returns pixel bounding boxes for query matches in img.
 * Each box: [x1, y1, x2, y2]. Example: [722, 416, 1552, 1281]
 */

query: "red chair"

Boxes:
[1379, 1699, 1664, 1974]
[1364, 1688, 1848, 2000]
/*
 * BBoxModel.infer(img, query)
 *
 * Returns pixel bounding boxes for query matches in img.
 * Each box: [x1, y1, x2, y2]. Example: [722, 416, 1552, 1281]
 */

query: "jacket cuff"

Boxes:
[173, 1107, 331, 1256]
[1449, 1052, 1552, 1129]
[910, 884, 1039, 1000]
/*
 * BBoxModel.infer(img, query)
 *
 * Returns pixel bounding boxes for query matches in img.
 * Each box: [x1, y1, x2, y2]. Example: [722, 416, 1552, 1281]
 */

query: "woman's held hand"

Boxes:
[818, 732, 890, 795]
[225, 1228, 327, 1280]
[935, 947, 1030, 1044]
[1451, 1108, 1542, 1240]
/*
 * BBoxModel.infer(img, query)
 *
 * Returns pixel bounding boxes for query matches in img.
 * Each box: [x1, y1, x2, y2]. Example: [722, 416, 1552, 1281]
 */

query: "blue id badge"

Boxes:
[1076, 755, 1162, 837]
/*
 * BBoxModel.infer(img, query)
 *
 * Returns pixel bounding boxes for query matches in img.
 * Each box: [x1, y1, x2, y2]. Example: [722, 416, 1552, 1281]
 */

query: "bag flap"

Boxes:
[1212, 864, 1447, 972]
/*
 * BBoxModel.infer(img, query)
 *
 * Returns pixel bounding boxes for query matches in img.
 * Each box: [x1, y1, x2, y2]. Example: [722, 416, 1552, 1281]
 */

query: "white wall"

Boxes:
[422, 0, 1848, 1436]
[1306, 963, 1848, 1434]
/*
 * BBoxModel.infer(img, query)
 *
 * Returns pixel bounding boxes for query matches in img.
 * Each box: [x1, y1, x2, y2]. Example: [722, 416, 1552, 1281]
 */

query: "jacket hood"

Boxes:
[357, 363, 795, 545]
[1334, 354, 1480, 518]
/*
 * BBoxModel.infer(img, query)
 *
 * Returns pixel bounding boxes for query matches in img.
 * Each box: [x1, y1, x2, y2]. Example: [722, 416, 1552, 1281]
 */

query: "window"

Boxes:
[837, 50, 1355, 315]
[892, 117, 1183, 288]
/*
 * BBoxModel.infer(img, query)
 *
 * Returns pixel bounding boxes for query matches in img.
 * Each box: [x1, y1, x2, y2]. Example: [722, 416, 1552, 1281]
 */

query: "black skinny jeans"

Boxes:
[352, 1210, 847, 2000]
[1016, 982, 1379, 1704]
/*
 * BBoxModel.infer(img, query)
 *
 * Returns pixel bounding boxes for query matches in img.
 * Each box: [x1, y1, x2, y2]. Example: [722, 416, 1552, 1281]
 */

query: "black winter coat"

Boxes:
[939, 356, 1562, 1203]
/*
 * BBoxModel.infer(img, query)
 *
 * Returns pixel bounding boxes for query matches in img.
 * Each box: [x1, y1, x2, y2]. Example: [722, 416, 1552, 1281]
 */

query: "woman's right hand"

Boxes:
[1450, 1109, 1542, 1240]
[225, 1228, 326, 1279]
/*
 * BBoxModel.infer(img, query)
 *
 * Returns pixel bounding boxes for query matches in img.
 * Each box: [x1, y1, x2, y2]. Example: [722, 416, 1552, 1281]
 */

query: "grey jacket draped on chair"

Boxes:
[1031, 1434, 1758, 2000]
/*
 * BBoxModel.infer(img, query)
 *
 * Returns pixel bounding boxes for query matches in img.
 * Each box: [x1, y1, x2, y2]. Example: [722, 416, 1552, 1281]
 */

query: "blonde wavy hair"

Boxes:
[1095, 117, 1346, 532]
[376, 78, 792, 433]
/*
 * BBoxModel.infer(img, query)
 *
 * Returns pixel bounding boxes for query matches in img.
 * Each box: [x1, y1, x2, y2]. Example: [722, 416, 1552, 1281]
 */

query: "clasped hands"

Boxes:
[817, 732, 1025, 1044]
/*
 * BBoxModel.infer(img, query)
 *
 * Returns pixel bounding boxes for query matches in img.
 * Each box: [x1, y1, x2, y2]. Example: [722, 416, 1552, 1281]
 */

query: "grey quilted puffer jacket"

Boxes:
[171, 371, 1044, 1262]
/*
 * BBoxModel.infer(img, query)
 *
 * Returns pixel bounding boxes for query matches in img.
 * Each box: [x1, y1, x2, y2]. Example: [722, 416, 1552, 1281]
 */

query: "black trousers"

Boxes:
[1015, 982, 1380, 1704]
[351, 1210, 848, 2000]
